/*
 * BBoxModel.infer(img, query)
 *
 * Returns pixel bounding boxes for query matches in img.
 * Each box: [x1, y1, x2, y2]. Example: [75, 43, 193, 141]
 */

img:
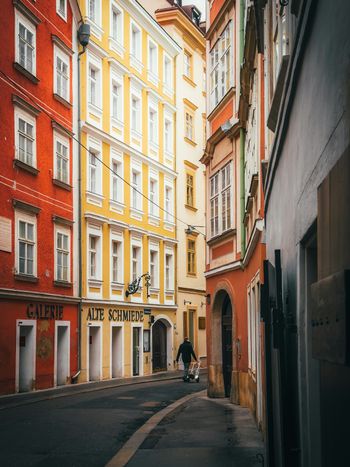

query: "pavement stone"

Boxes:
[127, 394, 265, 467]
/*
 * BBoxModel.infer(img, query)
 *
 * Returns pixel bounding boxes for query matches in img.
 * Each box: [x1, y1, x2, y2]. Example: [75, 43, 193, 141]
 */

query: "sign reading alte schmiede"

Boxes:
[86, 307, 144, 322]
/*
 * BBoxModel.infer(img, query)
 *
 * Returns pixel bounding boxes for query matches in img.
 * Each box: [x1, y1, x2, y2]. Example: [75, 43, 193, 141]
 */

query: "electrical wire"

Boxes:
[0, 69, 206, 237]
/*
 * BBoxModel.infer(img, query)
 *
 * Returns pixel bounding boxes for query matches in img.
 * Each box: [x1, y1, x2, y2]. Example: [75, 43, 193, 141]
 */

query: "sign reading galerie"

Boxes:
[86, 307, 144, 322]
[26, 303, 64, 320]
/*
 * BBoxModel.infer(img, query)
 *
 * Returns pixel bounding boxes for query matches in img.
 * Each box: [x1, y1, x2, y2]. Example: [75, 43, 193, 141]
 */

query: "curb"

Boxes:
[105, 389, 207, 467]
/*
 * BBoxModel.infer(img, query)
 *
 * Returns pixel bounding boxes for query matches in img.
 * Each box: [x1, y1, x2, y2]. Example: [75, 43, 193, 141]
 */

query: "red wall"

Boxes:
[210, 0, 227, 25]
[0, 0, 75, 295]
[0, 300, 78, 395]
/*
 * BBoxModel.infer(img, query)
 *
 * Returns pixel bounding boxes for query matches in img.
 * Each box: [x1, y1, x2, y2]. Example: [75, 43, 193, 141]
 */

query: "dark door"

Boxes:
[132, 327, 140, 376]
[152, 320, 167, 372]
[222, 296, 232, 397]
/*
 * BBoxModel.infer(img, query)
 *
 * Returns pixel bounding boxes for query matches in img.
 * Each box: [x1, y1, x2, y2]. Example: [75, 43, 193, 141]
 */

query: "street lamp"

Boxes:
[125, 272, 151, 298]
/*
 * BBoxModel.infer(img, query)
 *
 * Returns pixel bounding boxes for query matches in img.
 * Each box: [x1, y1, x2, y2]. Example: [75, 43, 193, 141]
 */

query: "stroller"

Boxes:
[185, 361, 200, 383]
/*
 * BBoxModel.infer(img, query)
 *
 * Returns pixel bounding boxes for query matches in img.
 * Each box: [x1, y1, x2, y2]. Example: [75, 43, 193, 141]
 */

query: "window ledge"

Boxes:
[187, 272, 197, 277]
[88, 102, 103, 117]
[163, 84, 174, 97]
[184, 136, 197, 147]
[148, 70, 159, 86]
[183, 74, 196, 88]
[108, 37, 125, 56]
[88, 278, 103, 287]
[53, 93, 71, 108]
[54, 280, 72, 288]
[207, 228, 236, 246]
[13, 62, 39, 84]
[185, 204, 197, 212]
[13, 159, 39, 175]
[15, 273, 38, 283]
[111, 281, 124, 290]
[53, 178, 72, 191]
[111, 116, 124, 128]
[165, 289, 175, 294]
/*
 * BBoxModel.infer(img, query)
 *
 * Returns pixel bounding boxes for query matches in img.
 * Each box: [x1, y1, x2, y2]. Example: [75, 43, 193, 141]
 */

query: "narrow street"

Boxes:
[0, 375, 264, 467]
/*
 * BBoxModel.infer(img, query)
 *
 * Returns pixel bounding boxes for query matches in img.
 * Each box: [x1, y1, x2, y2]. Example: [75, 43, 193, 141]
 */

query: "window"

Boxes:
[111, 240, 121, 282]
[149, 248, 159, 288]
[88, 150, 101, 194]
[209, 21, 233, 110]
[131, 169, 142, 210]
[88, 0, 99, 24]
[111, 5, 122, 44]
[17, 217, 35, 276]
[131, 22, 141, 61]
[55, 52, 69, 101]
[210, 172, 219, 237]
[210, 163, 233, 237]
[16, 14, 36, 75]
[56, 230, 70, 281]
[185, 112, 194, 141]
[149, 106, 158, 144]
[164, 185, 173, 222]
[56, 0, 67, 20]
[16, 111, 35, 167]
[164, 119, 172, 153]
[165, 253, 173, 290]
[111, 159, 122, 203]
[88, 65, 99, 107]
[184, 51, 192, 78]
[186, 173, 194, 207]
[164, 55, 172, 90]
[149, 178, 159, 217]
[187, 238, 196, 275]
[131, 245, 141, 281]
[89, 235, 97, 278]
[148, 40, 158, 82]
[131, 95, 141, 134]
[111, 81, 122, 122]
[55, 136, 69, 184]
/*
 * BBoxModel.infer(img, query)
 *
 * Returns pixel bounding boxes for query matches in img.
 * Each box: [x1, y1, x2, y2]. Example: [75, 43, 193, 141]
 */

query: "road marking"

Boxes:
[105, 389, 206, 467]
[139, 401, 161, 407]
[117, 396, 135, 400]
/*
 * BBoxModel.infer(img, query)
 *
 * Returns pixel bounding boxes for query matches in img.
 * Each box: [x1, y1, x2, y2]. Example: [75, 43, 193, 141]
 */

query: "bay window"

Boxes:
[210, 163, 233, 238]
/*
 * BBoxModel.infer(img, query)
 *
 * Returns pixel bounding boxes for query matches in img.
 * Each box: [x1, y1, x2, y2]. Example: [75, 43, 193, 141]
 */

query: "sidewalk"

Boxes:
[0, 369, 194, 410]
[125, 392, 265, 467]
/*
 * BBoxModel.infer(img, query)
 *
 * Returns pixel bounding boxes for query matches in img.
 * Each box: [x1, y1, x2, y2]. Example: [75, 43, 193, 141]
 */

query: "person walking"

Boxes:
[176, 337, 197, 381]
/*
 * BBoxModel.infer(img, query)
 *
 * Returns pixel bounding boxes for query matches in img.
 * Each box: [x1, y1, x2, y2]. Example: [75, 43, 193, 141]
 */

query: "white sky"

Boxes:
[182, 0, 206, 20]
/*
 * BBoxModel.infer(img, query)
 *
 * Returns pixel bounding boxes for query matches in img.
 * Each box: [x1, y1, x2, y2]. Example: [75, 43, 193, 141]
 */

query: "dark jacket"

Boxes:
[176, 341, 197, 363]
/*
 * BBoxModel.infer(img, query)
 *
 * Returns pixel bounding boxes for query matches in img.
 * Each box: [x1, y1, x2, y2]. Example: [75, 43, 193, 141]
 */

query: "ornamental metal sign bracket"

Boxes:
[125, 272, 151, 298]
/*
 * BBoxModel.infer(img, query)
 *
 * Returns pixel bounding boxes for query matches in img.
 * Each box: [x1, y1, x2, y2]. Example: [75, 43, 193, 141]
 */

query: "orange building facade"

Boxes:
[202, 0, 266, 428]
[0, 0, 81, 394]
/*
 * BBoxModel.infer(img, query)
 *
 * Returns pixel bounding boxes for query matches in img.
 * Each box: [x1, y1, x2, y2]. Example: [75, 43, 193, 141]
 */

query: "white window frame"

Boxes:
[87, 138, 102, 196]
[185, 112, 194, 141]
[15, 11, 36, 76]
[164, 249, 174, 291]
[56, 0, 67, 21]
[15, 210, 37, 277]
[149, 243, 159, 290]
[163, 53, 173, 95]
[87, 0, 101, 26]
[87, 228, 102, 281]
[147, 38, 158, 85]
[130, 91, 141, 136]
[130, 20, 142, 72]
[130, 164, 142, 212]
[164, 181, 174, 224]
[14, 108, 36, 168]
[87, 54, 102, 111]
[130, 239, 142, 283]
[111, 236, 123, 284]
[53, 132, 70, 185]
[209, 21, 233, 111]
[110, 2, 123, 46]
[184, 50, 191, 78]
[110, 74, 123, 124]
[209, 162, 233, 238]
[110, 150, 123, 205]
[54, 45, 70, 102]
[149, 172, 159, 218]
[148, 102, 158, 147]
[54, 225, 71, 282]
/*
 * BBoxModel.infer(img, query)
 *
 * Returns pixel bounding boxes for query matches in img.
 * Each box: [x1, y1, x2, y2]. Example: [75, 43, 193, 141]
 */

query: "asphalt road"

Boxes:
[0, 377, 206, 467]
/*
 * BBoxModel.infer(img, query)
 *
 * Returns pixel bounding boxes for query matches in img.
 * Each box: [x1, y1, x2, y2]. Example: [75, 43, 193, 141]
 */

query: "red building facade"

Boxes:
[202, 0, 266, 426]
[0, 0, 81, 394]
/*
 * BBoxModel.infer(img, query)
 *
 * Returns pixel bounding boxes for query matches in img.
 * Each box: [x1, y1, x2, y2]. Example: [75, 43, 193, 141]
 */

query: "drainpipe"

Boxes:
[72, 23, 90, 383]
[240, 0, 246, 257]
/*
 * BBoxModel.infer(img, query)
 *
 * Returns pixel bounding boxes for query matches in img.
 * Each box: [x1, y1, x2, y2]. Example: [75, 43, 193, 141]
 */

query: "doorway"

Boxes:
[55, 322, 70, 386]
[88, 325, 101, 381]
[111, 325, 123, 378]
[17, 320, 36, 392]
[152, 320, 167, 372]
[132, 326, 142, 376]
[222, 295, 233, 397]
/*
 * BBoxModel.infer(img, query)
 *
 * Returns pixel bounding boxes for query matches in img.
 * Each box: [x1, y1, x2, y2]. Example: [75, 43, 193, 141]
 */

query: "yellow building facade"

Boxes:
[78, 0, 181, 382]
